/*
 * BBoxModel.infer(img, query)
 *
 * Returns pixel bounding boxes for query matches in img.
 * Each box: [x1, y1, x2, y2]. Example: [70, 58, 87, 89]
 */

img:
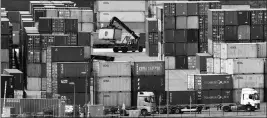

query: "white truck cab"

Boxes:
[137, 92, 156, 115]
[240, 88, 260, 109]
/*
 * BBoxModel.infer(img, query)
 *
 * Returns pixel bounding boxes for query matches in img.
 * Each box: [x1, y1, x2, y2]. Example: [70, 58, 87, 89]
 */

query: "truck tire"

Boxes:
[159, 108, 164, 114]
[122, 47, 128, 53]
[246, 106, 252, 111]
[141, 109, 148, 116]
[175, 108, 181, 114]
[113, 47, 119, 53]
[138, 46, 143, 52]
[223, 106, 231, 112]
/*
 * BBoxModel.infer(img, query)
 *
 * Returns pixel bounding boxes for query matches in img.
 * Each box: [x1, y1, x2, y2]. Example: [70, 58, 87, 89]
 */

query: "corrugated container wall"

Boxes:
[169, 70, 199, 91]
[199, 89, 233, 104]
[132, 76, 165, 92]
[96, 77, 131, 91]
[226, 58, 264, 74]
[93, 61, 131, 77]
[165, 56, 175, 70]
[95, 1, 147, 12]
[27, 78, 42, 91]
[1, 49, 9, 62]
[27, 64, 46, 77]
[220, 43, 257, 59]
[133, 61, 165, 76]
[232, 74, 264, 89]
[257, 42, 266, 58]
[96, 92, 131, 107]
[206, 58, 214, 74]
[98, 12, 145, 22]
[56, 62, 92, 78]
[51, 46, 90, 62]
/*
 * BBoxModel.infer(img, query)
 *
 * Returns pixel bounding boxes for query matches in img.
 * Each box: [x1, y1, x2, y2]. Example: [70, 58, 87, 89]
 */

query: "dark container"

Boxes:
[51, 46, 85, 62]
[12, 23, 21, 31]
[194, 74, 233, 90]
[237, 11, 250, 25]
[54, 34, 76, 46]
[133, 61, 165, 76]
[58, 77, 90, 93]
[197, 89, 233, 104]
[22, 21, 35, 27]
[187, 3, 198, 16]
[175, 43, 187, 56]
[251, 10, 264, 25]
[78, 32, 91, 46]
[164, 16, 175, 30]
[169, 91, 196, 105]
[196, 53, 212, 72]
[57, 62, 92, 78]
[139, 33, 146, 47]
[52, 18, 65, 33]
[65, 18, 78, 33]
[1, 18, 11, 35]
[68, 33, 78, 46]
[147, 32, 158, 45]
[164, 3, 176, 16]
[224, 11, 238, 26]
[1, 35, 11, 49]
[3, 69, 24, 90]
[146, 43, 158, 57]
[41, 34, 55, 50]
[174, 30, 187, 43]
[211, 26, 224, 42]
[34, 9, 46, 22]
[187, 29, 198, 43]
[26, 34, 41, 50]
[1, 74, 15, 98]
[186, 43, 198, 56]
[224, 26, 238, 41]
[264, 25, 267, 41]
[251, 25, 264, 40]
[7, 11, 21, 23]
[199, 28, 205, 43]
[164, 43, 175, 56]
[175, 3, 187, 16]
[59, 93, 89, 106]
[38, 17, 52, 33]
[146, 18, 158, 32]
[27, 49, 41, 63]
[164, 30, 174, 43]
[175, 56, 188, 69]
[132, 75, 165, 92]
[265, 74, 267, 102]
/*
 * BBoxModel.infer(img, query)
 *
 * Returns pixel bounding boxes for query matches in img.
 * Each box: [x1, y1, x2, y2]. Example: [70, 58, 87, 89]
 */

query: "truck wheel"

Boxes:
[159, 109, 164, 114]
[122, 47, 128, 53]
[113, 47, 119, 53]
[175, 109, 181, 114]
[246, 106, 251, 111]
[141, 109, 148, 116]
[138, 46, 143, 52]
[223, 106, 231, 112]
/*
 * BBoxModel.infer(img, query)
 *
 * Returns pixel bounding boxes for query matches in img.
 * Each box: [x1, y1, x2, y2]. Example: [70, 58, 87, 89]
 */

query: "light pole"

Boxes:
[69, 82, 75, 117]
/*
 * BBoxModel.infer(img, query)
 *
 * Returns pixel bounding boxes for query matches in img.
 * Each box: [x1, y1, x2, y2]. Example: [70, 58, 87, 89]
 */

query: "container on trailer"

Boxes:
[169, 91, 196, 105]
[96, 77, 131, 91]
[237, 11, 250, 25]
[51, 46, 89, 62]
[220, 43, 257, 59]
[175, 3, 187, 16]
[196, 53, 212, 72]
[132, 75, 165, 91]
[175, 56, 188, 69]
[99, 12, 145, 22]
[232, 74, 264, 89]
[27, 63, 46, 78]
[96, 92, 131, 107]
[96, 1, 147, 12]
[164, 30, 174, 43]
[27, 78, 42, 91]
[1, 49, 9, 62]
[226, 58, 264, 74]
[213, 58, 221, 74]
[174, 30, 186, 43]
[237, 25, 250, 40]
[233, 88, 264, 103]
[38, 17, 52, 33]
[188, 56, 196, 69]
[206, 58, 214, 74]
[164, 16, 175, 30]
[187, 16, 199, 29]
[187, 29, 198, 43]
[251, 25, 264, 40]
[165, 56, 175, 70]
[224, 26, 238, 41]
[58, 77, 90, 93]
[186, 43, 198, 56]
[198, 89, 233, 104]
[176, 16, 187, 29]
[257, 42, 267, 58]
[3, 69, 23, 90]
[94, 61, 131, 77]
[133, 61, 165, 76]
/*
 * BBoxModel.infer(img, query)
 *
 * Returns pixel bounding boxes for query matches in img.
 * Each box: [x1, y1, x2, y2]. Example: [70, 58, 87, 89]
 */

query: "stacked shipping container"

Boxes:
[1, 18, 12, 73]
[3, 69, 24, 98]
[93, 61, 132, 107]
[146, 18, 158, 56]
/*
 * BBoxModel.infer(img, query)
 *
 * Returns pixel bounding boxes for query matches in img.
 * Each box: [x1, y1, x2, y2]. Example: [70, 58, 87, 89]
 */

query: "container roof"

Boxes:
[24, 27, 39, 34]
[4, 69, 23, 73]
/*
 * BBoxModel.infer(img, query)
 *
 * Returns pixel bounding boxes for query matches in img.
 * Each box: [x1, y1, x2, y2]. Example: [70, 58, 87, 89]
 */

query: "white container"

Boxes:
[165, 56, 175, 70]
[27, 77, 42, 91]
[222, 5, 250, 9]
[226, 58, 264, 74]
[14, 90, 23, 98]
[70, 10, 82, 22]
[98, 28, 122, 40]
[98, 12, 145, 22]
[1, 49, 9, 62]
[232, 74, 264, 89]
[58, 9, 71, 18]
[187, 16, 199, 29]
[97, 76, 131, 91]
[46, 9, 58, 17]
[41, 78, 47, 91]
[42, 50, 47, 63]
[96, 1, 147, 12]
[187, 75, 194, 90]
[25, 90, 42, 98]
[207, 39, 213, 55]
[220, 59, 227, 74]
[81, 10, 94, 22]
[220, 43, 258, 59]
[257, 42, 266, 58]
[213, 43, 221, 58]
[93, 61, 131, 77]
[97, 92, 131, 107]
[206, 58, 214, 74]
[27, 63, 43, 77]
[213, 58, 221, 74]
[78, 23, 94, 32]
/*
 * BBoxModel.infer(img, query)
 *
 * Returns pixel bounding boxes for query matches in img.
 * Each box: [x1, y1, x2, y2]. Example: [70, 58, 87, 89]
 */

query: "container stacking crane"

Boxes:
[99, 17, 143, 53]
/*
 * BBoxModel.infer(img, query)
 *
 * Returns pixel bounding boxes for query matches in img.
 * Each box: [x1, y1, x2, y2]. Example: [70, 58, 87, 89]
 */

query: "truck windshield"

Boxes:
[253, 93, 260, 100]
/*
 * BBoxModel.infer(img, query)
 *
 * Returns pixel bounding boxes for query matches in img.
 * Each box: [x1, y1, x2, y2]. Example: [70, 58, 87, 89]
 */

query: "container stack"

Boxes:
[131, 61, 165, 106]
[70, 9, 94, 32]
[93, 61, 132, 107]
[158, 1, 221, 70]
[145, 18, 159, 57]
[7, 11, 21, 46]
[1, 18, 12, 73]
[95, 1, 147, 44]
[3, 69, 24, 98]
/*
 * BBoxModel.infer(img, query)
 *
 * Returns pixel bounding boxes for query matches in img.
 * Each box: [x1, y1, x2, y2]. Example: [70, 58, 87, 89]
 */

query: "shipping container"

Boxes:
[146, 44, 158, 57]
[81, 10, 94, 22]
[46, 9, 58, 17]
[169, 91, 196, 105]
[237, 11, 250, 25]
[251, 25, 264, 40]
[237, 25, 250, 40]
[220, 43, 258, 59]
[220, 59, 227, 74]
[96, 92, 131, 107]
[257, 42, 267, 58]
[132, 75, 165, 91]
[175, 56, 188, 69]
[78, 32, 91, 46]
[147, 32, 159, 45]
[213, 58, 221, 74]
[133, 61, 165, 76]
[12, 23, 20, 31]
[164, 43, 175, 56]
[52, 18, 65, 33]
[41, 78, 47, 91]
[12, 31, 20, 45]
[224, 26, 238, 41]
[169, 70, 199, 91]
[233, 88, 264, 103]
[174, 30, 186, 43]
[27, 77, 42, 91]
[196, 53, 212, 72]
[96, 1, 147, 12]
[27, 63, 46, 77]
[187, 3, 198, 16]
[165, 56, 175, 70]
[146, 18, 158, 32]
[0, 98, 62, 115]
[3, 69, 23, 90]
[1, 35, 11, 49]
[1, 49, 9, 62]
[232, 74, 264, 89]
[164, 3, 176, 16]
[7, 11, 21, 23]
[197, 89, 233, 104]
[79, 23, 94, 32]
[224, 11, 238, 26]
[176, 16, 187, 29]
[65, 18, 78, 33]
[187, 29, 198, 43]
[226, 58, 264, 74]
[264, 25, 267, 41]
[186, 43, 198, 56]
[51, 46, 90, 62]
[25, 90, 42, 98]
[57, 77, 89, 93]
[38, 17, 52, 33]
[175, 3, 187, 16]
[206, 58, 214, 74]
[187, 16, 199, 29]
[56, 62, 92, 78]
[98, 12, 145, 22]
[1, 63, 9, 73]
[175, 43, 187, 56]
[1, 74, 14, 98]
[97, 77, 131, 92]
[164, 30, 174, 43]
[1, 18, 10, 35]
[188, 56, 196, 69]
[94, 61, 131, 77]
[251, 10, 264, 25]
[164, 16, 175, 30]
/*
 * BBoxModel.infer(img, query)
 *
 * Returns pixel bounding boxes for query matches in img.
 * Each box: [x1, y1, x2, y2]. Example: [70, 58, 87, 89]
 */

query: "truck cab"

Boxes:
[240, 88, 260, 110]
[137, 92, 156, 115]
